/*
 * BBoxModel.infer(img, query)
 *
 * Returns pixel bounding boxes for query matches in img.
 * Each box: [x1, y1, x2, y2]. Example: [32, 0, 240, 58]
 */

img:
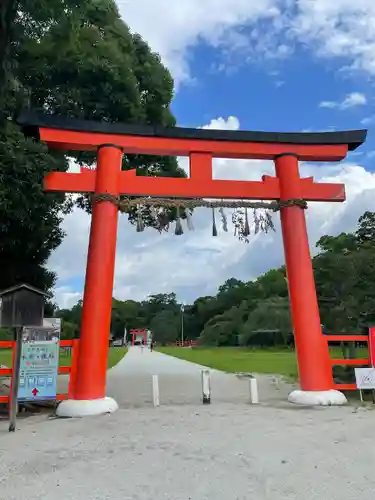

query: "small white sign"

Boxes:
[355, 368, 375, 389]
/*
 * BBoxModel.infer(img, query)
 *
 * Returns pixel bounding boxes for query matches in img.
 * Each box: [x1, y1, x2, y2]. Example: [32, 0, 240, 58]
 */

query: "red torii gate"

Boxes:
[130, 328, 148, 345]
[18, 111, 366, 416]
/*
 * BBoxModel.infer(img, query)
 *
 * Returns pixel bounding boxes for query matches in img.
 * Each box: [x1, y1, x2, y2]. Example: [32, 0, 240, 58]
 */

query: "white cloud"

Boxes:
[293, 0, 375, 75]
[54, 287, 82, 310]
[49, 116, 375, 308]
[202, 116, 240, 131]
[117, 0, 281, 84]
[116, 0, 375, 84]
[319, 92, 367, 110]
[319, 101, 337, 109]
[361, 116, 375, 125]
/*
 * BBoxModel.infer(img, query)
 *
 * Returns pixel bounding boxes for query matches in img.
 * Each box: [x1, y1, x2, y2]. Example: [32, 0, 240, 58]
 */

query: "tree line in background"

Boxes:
[55, 211, 375, 347]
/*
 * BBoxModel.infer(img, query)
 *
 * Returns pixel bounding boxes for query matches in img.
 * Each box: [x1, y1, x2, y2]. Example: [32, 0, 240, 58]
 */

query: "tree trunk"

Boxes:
[0, 0, 18, 103]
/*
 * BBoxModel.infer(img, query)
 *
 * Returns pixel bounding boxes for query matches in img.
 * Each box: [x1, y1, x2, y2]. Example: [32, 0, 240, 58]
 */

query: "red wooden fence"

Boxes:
[174, 340, 197, 347]
[325, 329, 375, 391]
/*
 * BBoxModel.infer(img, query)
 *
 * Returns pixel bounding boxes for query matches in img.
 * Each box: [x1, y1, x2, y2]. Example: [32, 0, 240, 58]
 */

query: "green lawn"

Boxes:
[158, 347, 299, 378]
[107, 347, 128, 368]
[0, 346, 127, 371]
[157, 346, 369, 380]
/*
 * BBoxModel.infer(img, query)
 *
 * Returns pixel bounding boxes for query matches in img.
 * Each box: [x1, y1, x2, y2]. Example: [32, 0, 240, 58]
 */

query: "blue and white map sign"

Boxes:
[17, 319, 61, 401]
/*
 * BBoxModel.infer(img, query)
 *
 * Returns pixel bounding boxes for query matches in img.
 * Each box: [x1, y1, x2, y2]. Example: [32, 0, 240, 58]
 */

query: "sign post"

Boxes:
[8, 327, 23, 432]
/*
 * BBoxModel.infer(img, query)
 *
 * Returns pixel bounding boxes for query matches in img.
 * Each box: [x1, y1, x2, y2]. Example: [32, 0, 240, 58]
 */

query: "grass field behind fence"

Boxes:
[158, 346, 369, 380]
[0, 346, 127, 372]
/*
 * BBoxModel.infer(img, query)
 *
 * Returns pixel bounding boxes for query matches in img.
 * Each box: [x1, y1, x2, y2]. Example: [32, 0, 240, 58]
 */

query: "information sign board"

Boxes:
[17, 319, 61, 401]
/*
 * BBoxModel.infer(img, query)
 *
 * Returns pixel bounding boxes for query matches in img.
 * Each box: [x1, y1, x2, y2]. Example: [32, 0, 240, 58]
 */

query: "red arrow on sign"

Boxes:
[32, 388, 39, 397]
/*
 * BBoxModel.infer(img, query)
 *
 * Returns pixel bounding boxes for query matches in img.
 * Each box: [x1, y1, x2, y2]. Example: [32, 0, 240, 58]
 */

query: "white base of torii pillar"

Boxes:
[56, 397, 118, 418]
[288, 389, 347, 406]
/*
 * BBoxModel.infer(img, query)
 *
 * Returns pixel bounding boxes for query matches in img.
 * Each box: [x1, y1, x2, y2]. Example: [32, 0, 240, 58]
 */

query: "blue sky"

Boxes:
[49, 0, 375, 308]
[173, 43, 373, 157]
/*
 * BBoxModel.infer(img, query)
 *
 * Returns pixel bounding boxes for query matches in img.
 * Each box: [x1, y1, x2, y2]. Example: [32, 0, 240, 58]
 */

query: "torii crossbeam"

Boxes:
[18, 111, 367, 414]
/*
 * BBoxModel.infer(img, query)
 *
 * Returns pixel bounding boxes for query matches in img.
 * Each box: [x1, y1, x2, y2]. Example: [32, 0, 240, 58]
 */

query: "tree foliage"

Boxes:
[57, 211, 375, 345]
[0, 121, 70, 291]
[0, 0, 183, 295]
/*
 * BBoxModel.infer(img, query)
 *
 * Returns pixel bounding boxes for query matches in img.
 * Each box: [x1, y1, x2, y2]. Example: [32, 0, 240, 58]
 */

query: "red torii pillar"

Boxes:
[275, 154, 334, 403]
[72, 145, 122, 410]
[17, 111, 366, 415]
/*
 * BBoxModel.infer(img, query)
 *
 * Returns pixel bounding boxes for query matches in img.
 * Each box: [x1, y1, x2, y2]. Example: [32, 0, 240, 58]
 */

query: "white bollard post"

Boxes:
[201, 370, 211, 404]
[152, 375, 160, 407]
[249, 377, 259, 404]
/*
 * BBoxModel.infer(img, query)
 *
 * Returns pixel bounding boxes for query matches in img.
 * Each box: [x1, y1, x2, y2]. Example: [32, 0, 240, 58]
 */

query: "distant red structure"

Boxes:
[174, 340, 197, 347]
[131, 328, 148, 345]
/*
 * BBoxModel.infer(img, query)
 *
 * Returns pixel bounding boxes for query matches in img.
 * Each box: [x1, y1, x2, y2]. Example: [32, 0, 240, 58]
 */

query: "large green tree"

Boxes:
[0, 121, 70, 291]
[149, 309, 180, 345]
[239, 298, 291, 347]
[0, 0, 183, 294]
[17, 0, 185, 222]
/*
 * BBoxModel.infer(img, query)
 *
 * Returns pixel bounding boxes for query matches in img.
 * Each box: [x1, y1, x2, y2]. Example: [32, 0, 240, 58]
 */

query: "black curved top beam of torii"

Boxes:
[17, 110, 367, 158]
[16, 110, 367, 201]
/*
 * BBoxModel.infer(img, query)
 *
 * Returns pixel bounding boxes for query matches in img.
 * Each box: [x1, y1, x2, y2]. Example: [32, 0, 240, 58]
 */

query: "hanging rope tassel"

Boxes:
[157, 210, 170, 232]
[232, 209, 237, 237]
[253, 209, 260, 234]
[185, 208, 194, 231]
[212, 207, 218, 236]
[150, 205, 158, 224]
[266, 212, 275, 232]
[175, 206, 184, 235]
[136, 205, 145, 232]
[244, 208, 250, 237]
[219, 206, 228, 232]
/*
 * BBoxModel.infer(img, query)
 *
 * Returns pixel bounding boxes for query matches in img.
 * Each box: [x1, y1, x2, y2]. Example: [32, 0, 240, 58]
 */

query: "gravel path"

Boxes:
[0, 403, 375, 500]
[1, 346, 374, 500]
